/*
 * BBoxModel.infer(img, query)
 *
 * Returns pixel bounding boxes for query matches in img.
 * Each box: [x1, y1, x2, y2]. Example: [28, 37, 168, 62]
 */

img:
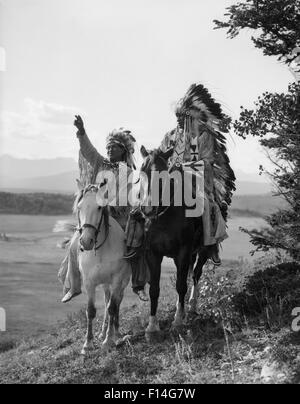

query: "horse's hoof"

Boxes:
[81, 346, 93, 356]
[171, 319, 186, 329]
[145, 331, 163, 344]
[116, 334, 132, 347]
[102, 340, 116, 352]
[146, 318, 161, 333]
[81, 340, 95, 356]
[115, 332, 123, 340]
[81, 348, 88, 356]
[187, 309, 198, 319]
[145, 324, 161, 333]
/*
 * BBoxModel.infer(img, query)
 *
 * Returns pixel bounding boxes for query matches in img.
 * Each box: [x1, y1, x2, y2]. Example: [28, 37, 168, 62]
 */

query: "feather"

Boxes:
[174, 83, 236, 219]
[106, 128, 136, 169]
[176, 83, 225, 125]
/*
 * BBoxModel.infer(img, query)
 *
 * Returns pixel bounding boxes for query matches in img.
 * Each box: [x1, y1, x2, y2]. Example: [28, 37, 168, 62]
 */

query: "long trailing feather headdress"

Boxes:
[175, 83, 229, 130]
[174, 83, 236, 216]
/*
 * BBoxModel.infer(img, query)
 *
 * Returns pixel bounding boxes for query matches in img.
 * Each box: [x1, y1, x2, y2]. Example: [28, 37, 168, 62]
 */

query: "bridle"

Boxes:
[141, 204, 170, 222]
[77, 189, 109, 252]
[140, 157, 179, 223]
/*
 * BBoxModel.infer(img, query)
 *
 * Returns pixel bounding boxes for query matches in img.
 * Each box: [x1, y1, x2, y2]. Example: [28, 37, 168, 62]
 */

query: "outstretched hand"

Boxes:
[74, 115, 85, 134]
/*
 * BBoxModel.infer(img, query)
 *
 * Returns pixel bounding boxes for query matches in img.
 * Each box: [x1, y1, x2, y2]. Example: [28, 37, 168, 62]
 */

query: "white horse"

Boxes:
[75, 181, 131, 355]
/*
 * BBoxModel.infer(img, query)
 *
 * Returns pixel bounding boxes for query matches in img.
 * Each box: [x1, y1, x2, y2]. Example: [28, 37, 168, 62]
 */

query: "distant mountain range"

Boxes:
[235, 181, 273, 195]
[0, 154, 78, 179]
[0, 155, 78, 194]
[0, 155, 273, 195]
[0, 171, 78, 194]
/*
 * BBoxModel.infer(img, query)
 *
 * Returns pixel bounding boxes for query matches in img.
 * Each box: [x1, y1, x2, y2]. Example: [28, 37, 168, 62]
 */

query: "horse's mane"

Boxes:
[73, 185, 99, 214]
[143, 148, 168, 171]
[151, 149, 163, 159]
[73, 190, 84, 214]
[141, 149, 195, 210]
[73, 184, 110, 237]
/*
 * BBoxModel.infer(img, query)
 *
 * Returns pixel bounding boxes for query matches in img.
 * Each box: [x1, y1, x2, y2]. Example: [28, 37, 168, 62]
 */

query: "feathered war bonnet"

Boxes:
[175, 83, 228, 132]
[106, 128, 136, 169]
[173, 83, 236, 214]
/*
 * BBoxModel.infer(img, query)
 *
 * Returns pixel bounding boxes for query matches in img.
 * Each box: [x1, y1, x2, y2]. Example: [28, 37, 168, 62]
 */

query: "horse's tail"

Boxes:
[57, 238, 71, 250]
[53, 220, 77, 234]
[53, 220, 77, 249]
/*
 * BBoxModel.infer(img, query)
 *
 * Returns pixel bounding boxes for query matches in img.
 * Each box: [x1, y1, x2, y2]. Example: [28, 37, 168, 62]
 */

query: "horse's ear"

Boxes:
[161, 147, 174, 162]
[140, 145, 149, 159]
[76, 179, 84, 192]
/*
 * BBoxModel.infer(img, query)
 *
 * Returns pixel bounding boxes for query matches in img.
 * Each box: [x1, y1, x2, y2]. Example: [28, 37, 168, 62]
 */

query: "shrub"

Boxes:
[0, 338, 16, 354]
[233, 262, 300, 328]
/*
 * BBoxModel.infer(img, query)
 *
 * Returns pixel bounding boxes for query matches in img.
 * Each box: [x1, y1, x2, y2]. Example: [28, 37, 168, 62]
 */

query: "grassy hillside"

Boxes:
[0, 262, 299, 384]
[0, 213, 299, 384]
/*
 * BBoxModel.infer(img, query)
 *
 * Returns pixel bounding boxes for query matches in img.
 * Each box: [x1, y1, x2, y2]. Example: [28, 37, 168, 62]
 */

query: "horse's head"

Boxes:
[140, 146, 174, 215]
[75, 181, 107, 251]
[140, 146, 173, 180]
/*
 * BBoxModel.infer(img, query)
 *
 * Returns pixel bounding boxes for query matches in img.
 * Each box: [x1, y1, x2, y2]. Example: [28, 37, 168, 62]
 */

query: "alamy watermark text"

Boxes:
[292, 307, 300, 332]
[0, 308, 6, 332]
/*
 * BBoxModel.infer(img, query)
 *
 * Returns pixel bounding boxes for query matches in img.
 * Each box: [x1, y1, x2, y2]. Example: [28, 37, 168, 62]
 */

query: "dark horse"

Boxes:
[140, 146, 211, 332]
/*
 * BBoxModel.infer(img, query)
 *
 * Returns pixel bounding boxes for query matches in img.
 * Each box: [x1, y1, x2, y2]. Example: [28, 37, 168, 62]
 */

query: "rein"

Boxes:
[78, 206, 109, 252]
[141, 204, 170, 222]
[140, 160, 179, 222]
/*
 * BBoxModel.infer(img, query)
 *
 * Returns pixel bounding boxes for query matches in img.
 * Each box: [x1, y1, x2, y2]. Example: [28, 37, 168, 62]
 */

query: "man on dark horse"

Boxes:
[126, 84, 235, 266]
[58, 116, 148, 303]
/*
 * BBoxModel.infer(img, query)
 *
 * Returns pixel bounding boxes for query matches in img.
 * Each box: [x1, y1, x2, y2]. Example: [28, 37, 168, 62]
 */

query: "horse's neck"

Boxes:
[109, 215, 125, 235]
[163, 205, 185, 221]
[93, 214, 125, 260]
[97, 215, 125, 244]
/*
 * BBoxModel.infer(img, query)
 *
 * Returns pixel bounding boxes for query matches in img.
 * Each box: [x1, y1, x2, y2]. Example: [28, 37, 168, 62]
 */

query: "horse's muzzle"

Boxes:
[80, 229, 96, 251]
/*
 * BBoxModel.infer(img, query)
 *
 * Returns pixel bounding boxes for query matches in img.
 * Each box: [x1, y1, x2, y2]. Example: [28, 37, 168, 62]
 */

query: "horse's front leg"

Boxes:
[146, 253, 163, 334]
[113, 292, 124, 341]
[102, 299, 116, 350]
[188, 249, 209, 314]
[173, 251, 191, 327]
[99, 285, 111, 340]
[102, 284, 124, 350]
[189, 252, 198, 274]
[81, 287, 97, 356]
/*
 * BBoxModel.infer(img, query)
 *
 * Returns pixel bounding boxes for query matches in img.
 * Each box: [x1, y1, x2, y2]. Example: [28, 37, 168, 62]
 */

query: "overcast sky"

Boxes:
[0, 0, 293, 179]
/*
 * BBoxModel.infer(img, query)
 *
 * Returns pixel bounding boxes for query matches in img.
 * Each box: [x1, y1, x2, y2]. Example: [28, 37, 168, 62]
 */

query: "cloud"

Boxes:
[1, 110, 39, 140]
[0, 46, 6, 72]
[25, 99, 79, 126]
[0, 99, 81, 158]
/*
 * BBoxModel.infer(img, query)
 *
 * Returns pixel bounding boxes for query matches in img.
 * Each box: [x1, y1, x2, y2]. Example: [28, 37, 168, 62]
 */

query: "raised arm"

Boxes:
[74, 115, 105, 168]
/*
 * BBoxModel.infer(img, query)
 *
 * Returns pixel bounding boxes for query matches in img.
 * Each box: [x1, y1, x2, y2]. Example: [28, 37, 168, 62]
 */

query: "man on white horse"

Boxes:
[58, 116, 148, 303]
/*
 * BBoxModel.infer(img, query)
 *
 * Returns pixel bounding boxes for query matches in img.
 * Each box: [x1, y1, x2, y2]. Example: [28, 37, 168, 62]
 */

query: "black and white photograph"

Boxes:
[0, 0, 300, 387]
